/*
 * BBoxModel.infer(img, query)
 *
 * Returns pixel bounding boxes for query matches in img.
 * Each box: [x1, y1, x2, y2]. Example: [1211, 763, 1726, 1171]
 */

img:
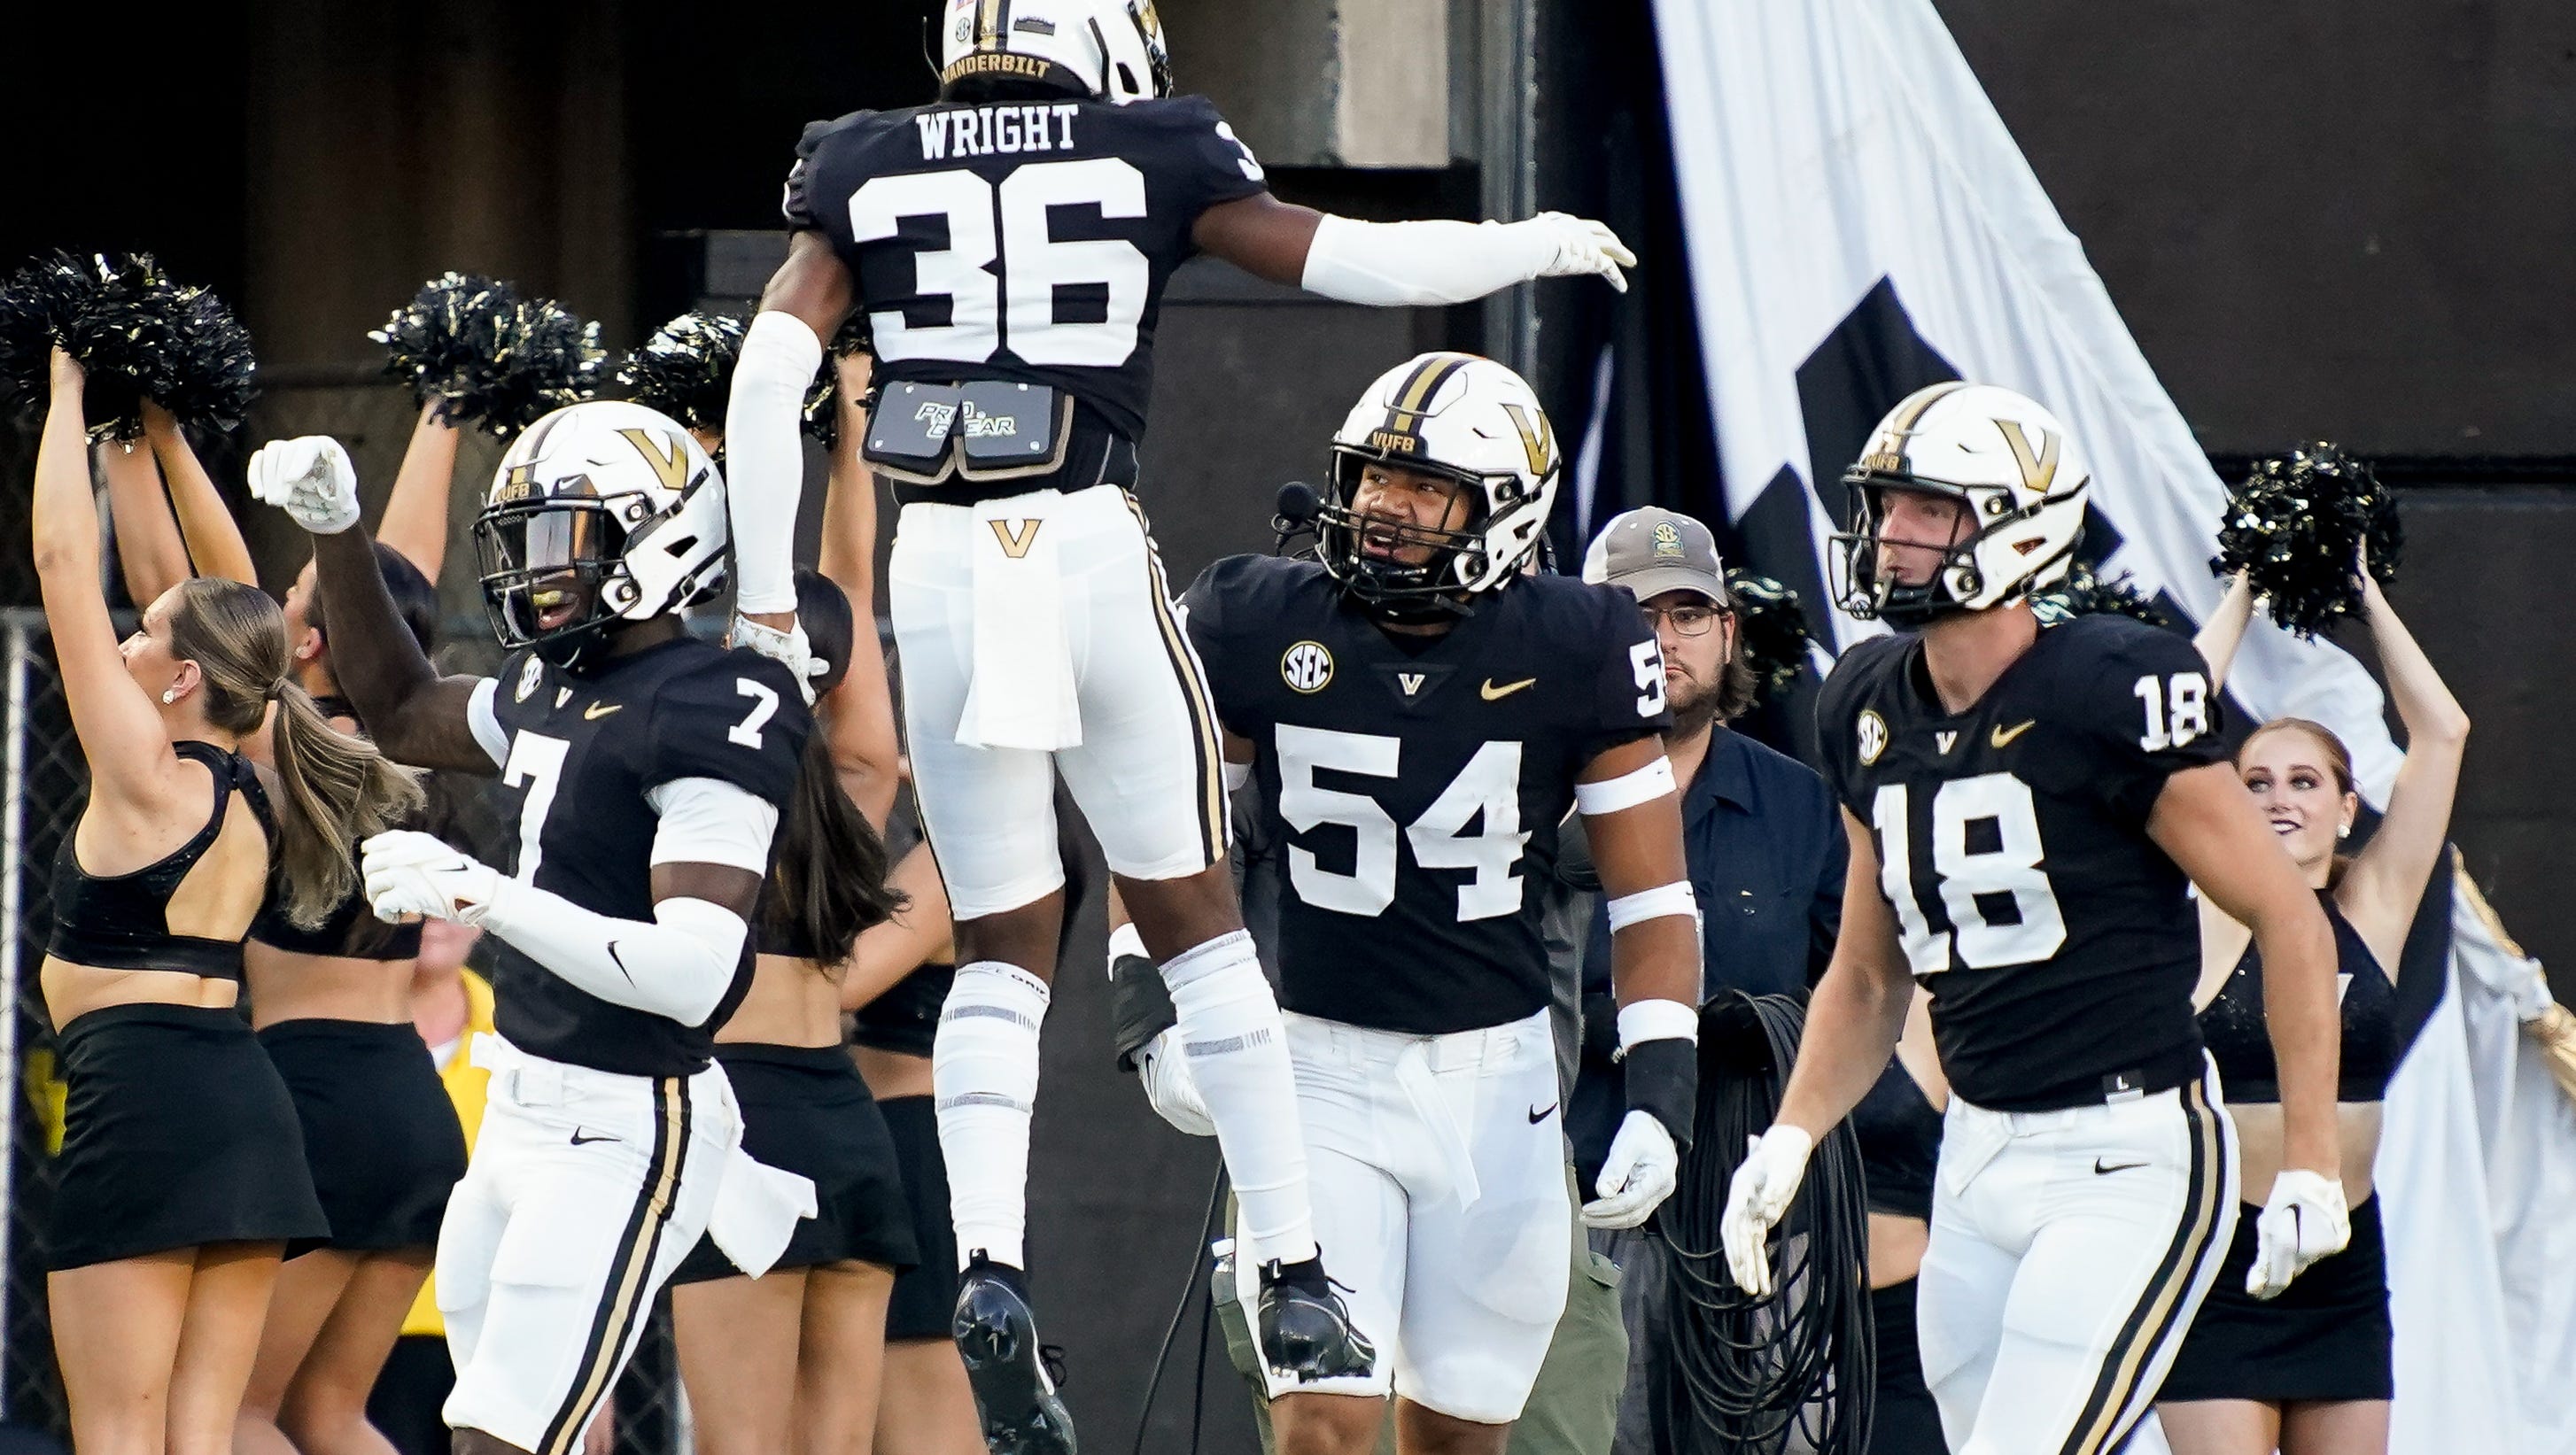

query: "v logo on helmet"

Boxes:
[1996, 419, 2060, 496]
[617, 428, 691, 493]
[1501, 402, 1556, 478]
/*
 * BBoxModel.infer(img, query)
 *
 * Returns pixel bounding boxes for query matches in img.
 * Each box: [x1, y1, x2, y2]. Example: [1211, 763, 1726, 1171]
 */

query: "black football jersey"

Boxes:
[479, 638, 811, 1078]
[784, 95, 1269, 443]
[1815, 615, 2230, 1111]
[1184, 555, 1672, 1035]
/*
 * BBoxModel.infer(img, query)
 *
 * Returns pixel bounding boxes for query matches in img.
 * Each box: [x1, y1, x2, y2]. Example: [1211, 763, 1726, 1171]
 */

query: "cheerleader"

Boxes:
[103, 395, 474, 1455]
[34, 351, 418, 1455]
[2159, 559, 2469, 1455]
[668, 350, 914, 1455]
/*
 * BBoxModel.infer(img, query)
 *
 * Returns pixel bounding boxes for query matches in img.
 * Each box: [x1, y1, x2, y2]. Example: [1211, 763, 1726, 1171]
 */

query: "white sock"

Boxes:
[934, 961, 1050, 1271]
[1161, 931, 1318, 1267]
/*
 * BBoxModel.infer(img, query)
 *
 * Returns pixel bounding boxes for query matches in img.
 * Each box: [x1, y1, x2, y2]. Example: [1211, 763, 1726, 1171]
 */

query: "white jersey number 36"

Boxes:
[1871, 772, 2067, 974]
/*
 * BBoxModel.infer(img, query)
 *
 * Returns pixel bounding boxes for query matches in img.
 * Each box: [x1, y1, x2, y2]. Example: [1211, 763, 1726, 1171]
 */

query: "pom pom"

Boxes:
[616, 312, 746, 434]
[0, 252, 259, 442]
[2030, 563, 2173, 630]
[1724, 569, 1814, 712]
[802, 313, 875, 450]
[2211, 443, 2401, 638]
[370, 273, 605, 435]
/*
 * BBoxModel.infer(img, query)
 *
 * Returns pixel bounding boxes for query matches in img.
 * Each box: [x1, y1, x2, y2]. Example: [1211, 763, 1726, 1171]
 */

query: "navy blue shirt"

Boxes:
[1570, 725, 1845, 1182]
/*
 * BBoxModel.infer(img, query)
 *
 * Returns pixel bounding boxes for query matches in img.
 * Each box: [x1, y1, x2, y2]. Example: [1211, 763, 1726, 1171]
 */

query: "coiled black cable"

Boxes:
[1653, 991, 1876, 1455]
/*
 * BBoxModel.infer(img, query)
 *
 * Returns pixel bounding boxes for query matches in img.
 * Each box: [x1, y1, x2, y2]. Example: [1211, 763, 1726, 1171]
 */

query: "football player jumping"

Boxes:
[719, 2, 1636, 1444]
[255, 403, 819, 1455]
[1128, 352, 1701, 1455]
[1719, 383, 2351, 1455]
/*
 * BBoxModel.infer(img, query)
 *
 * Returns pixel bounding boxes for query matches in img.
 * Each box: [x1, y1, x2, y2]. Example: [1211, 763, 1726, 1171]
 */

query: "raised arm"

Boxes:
[251, 438, 497, 774]
[2335, 569, 2470, 968]
[2193, 569, 2258, 688]
[34, 353, 187, 802]
[142, 402, 257, 587]
[815, 351, 899, 826]
[98, 437, 192, 608]
[1194, 192, 1634, 300]
[728, 232, 854, 647]
[839, 844, 954, 1012]
[372, 400, 464, 580]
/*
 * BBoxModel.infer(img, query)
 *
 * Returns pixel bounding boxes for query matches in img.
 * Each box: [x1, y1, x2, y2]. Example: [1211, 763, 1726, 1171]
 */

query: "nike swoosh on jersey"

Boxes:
[1528, 1103, 1558, 1124]
[2092, 1157, 2147, 1175]
[585, 701, 623, 720]
[570, 1128, 618, 1146]
[1481, 677, 1539, 701]
[1990, 719, 2037, 748]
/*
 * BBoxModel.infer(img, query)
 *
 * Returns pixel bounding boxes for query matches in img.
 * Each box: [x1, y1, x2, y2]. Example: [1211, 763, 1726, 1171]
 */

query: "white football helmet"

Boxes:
[1318, 352, 1562, 615]
[1832, 382, 2091, 627]
[938, 0, 1172, 104]
[472, 400, 729, 668]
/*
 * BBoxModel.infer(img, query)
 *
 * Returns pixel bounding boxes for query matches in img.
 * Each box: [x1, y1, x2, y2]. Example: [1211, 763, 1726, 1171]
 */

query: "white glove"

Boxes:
[361, 829, 503, 926]
[247, 436, 361, 535]
[1522, 212, 1638, 293]
[1581, 1110, 1680, 1230]
[2246, 1168, 2351, 1299]
[730, 616, 826, 706]
[1719, 1124, 1815, 1297]
[1137, 1028, 1218, 1139]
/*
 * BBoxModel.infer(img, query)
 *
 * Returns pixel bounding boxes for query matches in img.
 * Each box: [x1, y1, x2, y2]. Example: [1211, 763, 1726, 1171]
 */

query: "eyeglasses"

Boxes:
[1641, 603, 1730, 637]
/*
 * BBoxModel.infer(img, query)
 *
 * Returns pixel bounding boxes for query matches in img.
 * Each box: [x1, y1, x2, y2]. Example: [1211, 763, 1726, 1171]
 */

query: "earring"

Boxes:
[2337, 824, 2351, 840]
[160, 688, 178, 705]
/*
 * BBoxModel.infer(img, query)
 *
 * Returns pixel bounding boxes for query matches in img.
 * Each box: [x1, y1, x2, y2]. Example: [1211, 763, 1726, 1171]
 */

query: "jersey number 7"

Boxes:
[850, 159, 1149, 368]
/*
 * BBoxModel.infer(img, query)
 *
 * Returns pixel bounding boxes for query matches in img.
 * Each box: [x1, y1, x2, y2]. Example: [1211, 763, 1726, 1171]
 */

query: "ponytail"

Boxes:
[763, 725, 902, 964]
[266, 682, 424, 929]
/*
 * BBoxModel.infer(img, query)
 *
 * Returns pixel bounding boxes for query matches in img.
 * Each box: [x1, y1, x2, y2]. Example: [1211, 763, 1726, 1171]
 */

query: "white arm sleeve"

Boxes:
[466, 677, 508, 768]
[1299, 214, 1557, 307]
[480, 885, 749, 1026]
[477, 776, 780, 1023]
[725, 311, 826, 615]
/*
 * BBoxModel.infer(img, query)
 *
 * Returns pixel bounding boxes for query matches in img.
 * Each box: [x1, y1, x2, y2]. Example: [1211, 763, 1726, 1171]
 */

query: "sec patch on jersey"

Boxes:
[1281, 640, 1334, 693]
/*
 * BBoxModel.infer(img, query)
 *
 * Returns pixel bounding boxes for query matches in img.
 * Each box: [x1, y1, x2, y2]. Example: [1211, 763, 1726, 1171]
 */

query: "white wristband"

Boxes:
[1107, 920, 1149, 965]
[1618, 997, 1698, 1049]
[1575, 756, 1676, 817]
[1223, 759, 1252, 793]
[1605, 879, 1696, 932]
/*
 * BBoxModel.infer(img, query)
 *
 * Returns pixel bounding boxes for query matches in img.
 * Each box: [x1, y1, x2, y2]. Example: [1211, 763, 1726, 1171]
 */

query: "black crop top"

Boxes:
[1851, 1056, 1943, 1223]
[49, 740, 277, 981]
[2199, 891, 2396, 1104]
[850, 961, 954, 1060]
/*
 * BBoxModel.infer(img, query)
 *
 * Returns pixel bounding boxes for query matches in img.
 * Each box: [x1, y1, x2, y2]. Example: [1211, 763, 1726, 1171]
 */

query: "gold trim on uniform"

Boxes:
[1121, 494, 1229, 867]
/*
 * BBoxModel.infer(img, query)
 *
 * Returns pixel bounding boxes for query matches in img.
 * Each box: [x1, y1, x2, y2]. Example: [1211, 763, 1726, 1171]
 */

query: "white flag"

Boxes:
[1654, 1, 2574, 1450]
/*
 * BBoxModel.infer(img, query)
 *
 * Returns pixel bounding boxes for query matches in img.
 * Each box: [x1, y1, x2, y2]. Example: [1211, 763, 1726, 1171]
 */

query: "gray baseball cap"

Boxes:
[1582, 507, 1730, 605]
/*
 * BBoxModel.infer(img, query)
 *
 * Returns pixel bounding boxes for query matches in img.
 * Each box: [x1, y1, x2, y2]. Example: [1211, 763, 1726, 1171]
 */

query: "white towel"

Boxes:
[955, 492, 1083, 751]
[705, 1146, 820, 1278]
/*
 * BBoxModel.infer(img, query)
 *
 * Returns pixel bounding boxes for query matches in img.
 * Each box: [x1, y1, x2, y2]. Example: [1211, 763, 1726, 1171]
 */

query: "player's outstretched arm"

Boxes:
[250, 437, 495, 775]
[728, 232, 855, 644]
[1194, 191, 1636, 304]
[2152, 762, 2340, 1165]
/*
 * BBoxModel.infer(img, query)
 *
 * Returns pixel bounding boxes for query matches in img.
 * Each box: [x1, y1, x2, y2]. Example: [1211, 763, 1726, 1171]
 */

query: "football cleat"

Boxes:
[1256, 1257, 1377, 1385]
[952, 1253, 1078, 1455]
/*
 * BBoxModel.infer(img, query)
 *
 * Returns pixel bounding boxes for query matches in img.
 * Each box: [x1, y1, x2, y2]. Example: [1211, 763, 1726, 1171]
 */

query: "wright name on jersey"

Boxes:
[785, 93, 1269, 443]
[1817, 614, 2231, 1111]
[474, 638, 812, 1078]
[1184, 553, 1670, 1036]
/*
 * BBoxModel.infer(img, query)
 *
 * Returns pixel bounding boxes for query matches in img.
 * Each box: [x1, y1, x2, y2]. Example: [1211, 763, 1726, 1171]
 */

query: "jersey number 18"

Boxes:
[1872, 773, 2068, 975]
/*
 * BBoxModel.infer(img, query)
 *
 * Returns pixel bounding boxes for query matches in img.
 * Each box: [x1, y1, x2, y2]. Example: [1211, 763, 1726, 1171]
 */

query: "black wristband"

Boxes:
[1109, 953, 1178, 1072]
[1621, 1037, 1698, 1151]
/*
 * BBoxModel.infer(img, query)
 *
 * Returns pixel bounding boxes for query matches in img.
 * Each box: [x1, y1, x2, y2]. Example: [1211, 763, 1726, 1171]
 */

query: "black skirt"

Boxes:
[670, 1044, 920, 1284]
[1869, 1277, 1948, 1454]
[2159, 1193, 2393, 1403]
[881, 1092, 960, 1340]
[49, 1002, 329, 1270]
[257, 1019, 468, 1252]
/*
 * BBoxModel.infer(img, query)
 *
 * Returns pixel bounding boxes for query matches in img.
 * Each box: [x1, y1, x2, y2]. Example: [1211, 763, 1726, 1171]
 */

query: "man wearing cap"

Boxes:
[1571, 507, 1846, 1455]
